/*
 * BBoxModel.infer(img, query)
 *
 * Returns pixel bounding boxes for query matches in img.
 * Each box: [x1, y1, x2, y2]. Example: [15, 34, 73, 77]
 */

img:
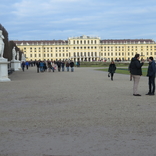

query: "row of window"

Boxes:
[73, 47, 97, 49]
[72, 40, 97, 44]
[29, 50, 69, 53]
[30, 53, 70, 58]
[73, 52, 97, 57]
[29, 51, 156, 57]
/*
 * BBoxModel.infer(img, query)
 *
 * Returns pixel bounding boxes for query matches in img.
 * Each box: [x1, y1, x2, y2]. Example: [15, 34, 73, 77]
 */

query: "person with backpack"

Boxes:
[146, 57, 155, 95]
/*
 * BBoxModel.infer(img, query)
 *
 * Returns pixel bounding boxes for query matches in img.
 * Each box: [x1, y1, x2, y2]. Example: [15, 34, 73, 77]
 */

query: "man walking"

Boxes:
[146, 57, 155, 95]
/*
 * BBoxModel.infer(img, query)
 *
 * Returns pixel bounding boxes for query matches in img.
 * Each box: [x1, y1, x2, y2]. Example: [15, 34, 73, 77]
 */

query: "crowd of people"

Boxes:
[21, 60, 76, 73]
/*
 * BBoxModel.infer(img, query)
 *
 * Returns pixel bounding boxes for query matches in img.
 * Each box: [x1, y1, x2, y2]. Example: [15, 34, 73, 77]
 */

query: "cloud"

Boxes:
[1, 0, 156, 40]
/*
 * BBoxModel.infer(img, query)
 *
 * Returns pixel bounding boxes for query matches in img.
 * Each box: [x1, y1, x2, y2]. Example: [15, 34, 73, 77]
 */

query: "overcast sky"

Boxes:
[1, 0, 156, 41]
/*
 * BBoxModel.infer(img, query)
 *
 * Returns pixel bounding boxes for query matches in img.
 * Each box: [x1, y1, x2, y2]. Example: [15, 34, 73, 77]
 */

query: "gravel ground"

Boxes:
[0, 66, 156, 156]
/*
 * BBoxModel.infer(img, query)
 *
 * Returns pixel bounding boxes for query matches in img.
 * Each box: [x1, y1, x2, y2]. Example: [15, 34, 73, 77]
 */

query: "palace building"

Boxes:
[14, 35, 156, 61]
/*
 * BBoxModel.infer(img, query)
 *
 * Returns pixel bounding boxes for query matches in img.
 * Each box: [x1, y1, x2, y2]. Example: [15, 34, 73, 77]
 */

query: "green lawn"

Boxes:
[97, 68, 148, 76]
[79, 62, 148, 67]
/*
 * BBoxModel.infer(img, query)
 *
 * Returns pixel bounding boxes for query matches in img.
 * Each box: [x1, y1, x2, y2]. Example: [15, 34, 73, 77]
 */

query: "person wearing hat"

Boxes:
[146, 57, 156, 95]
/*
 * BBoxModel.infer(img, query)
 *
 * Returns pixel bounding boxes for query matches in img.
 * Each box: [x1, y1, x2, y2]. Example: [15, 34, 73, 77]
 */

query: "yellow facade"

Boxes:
[14, 35, 156, 61]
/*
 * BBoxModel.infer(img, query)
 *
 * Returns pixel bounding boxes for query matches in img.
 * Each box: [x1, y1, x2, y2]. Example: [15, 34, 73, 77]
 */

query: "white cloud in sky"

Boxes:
[0, 0, 156, 40]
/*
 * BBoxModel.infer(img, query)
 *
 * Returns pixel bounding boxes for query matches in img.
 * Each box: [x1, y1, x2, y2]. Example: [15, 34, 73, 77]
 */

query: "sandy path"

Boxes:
[0, 66, 156, 156]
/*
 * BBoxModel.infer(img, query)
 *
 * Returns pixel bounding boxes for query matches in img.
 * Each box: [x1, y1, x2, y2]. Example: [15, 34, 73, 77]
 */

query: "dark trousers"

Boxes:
[22, 66, 25, 71]
[111, 73, 114, 80]
[58, 67, 61, 72]
[37, 67, 39, 73]
[148, 75, 155, 93]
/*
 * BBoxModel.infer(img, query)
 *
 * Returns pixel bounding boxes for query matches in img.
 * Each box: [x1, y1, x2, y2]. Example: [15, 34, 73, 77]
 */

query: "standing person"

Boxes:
[25, 61, 29, 70]
[36, 60, 40, 73]
[66, 61, 70, 72]
[146, 57, 155, 95]
[77, 61, 80, 67]
[39, 61, 44, 72]
[21, 61, 25, 72]
[61, 61, 65, 72]
[129, 54, 144, 96]
[43, 61, 47, 72]
[57, 60, 61, 72]
[47, 61, 52, 72]
[108, 61, 116, 81]
[70, 60, 74, 72]
[51, 61, 55, 72]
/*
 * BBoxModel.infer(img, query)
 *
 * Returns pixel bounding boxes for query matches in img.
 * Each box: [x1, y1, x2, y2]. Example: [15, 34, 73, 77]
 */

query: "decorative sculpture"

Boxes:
[0, 30, 4, 58]
[17, 51, 19, 60]
[12, 47, 16, 60]
[22, 53, 26, 61]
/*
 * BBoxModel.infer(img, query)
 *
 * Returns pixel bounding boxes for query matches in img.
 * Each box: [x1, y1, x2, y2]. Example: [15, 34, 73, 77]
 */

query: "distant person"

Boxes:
[36, 61, 40, 73]
[51, 61, 56, 72]
[43, 61, 47, 71]
[77, 61, 80, 67]
[47, 61, 52, 72]
[61, 61, 65, 72]
[21, 61, 25, 72]
[39, 61, 44, 72]
[25, 61, 29, 70]
[57, 60, 62, 72]
[129, 54, 144, 96]
[108, 61, 116, 81]
[129, 59, 133, 81]
[70, 60, 74, 72]
[66, 61, 70, 72]
[146, 57, 155, 95]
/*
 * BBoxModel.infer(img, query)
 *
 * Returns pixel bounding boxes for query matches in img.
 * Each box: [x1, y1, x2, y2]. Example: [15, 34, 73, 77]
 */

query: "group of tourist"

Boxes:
[108, 54, 156, 96]
[21, 60, 75, 73]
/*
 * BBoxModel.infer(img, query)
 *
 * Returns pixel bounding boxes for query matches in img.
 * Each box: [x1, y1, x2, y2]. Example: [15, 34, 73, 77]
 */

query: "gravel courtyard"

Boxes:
[0, 66, 156, 156]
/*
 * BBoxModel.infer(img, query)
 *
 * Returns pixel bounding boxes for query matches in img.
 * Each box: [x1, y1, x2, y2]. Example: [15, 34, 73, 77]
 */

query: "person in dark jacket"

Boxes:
[70, 60, 74, 72]
[146, 57, 155, 95]
[61, 61, 65, 72]
[108, 61, 116, 81]
[36, 60, 40, 73]
[57, 60, 62, 72]
[129, 54, 144, 96]
[21, 61, 25, 72]
[66, 61, 70, 72]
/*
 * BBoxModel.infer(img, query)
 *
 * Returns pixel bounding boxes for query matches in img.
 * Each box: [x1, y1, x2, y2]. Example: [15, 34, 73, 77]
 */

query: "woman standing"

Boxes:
[129, 54, 144, 96]
[108, 61, 116, 81]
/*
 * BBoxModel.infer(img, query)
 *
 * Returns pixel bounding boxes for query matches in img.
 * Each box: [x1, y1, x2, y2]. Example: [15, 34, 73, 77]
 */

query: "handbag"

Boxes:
[108, 73, 110, 77]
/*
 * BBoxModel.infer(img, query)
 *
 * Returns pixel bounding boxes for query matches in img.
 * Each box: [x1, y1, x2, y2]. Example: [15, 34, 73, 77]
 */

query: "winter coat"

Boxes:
[129, 58, 144, 75]
[70, 62, 74, 67]
[108, 64, 116, 73]
[66, 62, 70, 67]
[147, 60, 156, 77]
